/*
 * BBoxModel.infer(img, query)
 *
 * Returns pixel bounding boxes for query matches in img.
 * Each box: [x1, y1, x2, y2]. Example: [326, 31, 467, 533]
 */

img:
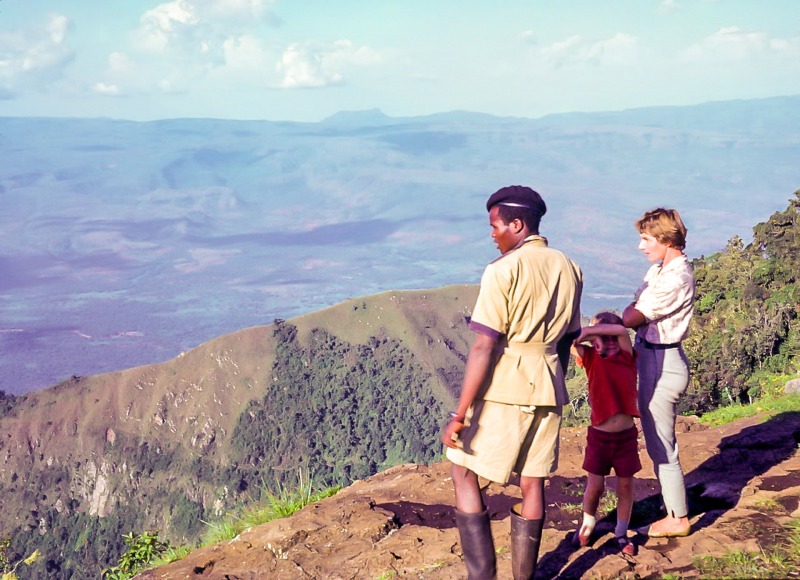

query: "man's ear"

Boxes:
[511, 218, 524, 233]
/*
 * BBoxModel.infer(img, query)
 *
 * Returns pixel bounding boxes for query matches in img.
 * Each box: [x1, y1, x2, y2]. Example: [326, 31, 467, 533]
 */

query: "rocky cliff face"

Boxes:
[140, 411, 800, 579]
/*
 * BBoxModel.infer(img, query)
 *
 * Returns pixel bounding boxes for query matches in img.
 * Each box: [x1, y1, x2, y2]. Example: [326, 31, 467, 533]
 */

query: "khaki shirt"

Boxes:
[469, 235, 583, 406]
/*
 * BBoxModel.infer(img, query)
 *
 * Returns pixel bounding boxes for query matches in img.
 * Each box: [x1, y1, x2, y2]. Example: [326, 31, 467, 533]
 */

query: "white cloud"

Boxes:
[92, 81, 120, 96]
[222, 34, 270, 70]
[520, 30, 538, 47]
[46, 14, 72, 44]
[541, 33, 639, 68]
[94, 0, 280, 96]
[91, 51, 156, 96]
[200, 0, 276, 23]
[682, 27, 800, 62]
[133, 0, 276, 54]
[657, 0, 681, 15]
[277, 43, 341, 88]
[91, 0, 379, 98]
[0, 13, 75, 96]
[276, 40, 381, 89]
[134, 0, 201, 53]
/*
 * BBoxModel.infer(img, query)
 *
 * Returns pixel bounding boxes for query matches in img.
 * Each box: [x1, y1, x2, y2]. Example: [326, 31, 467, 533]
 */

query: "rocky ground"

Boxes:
[139, 410, 799, 579]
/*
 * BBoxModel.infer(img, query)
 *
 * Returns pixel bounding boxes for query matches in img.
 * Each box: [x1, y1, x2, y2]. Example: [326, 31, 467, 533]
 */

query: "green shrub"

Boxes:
[102, 531, 169, 579]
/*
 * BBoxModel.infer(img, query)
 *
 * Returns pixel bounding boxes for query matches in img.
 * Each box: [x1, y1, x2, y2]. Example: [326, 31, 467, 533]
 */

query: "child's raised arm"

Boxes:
[570, 333, 586, 359]
[577, 323, 633, 354]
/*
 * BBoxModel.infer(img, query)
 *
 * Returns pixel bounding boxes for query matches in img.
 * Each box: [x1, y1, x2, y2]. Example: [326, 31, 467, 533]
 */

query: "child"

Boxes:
[570, 311, 641, 555]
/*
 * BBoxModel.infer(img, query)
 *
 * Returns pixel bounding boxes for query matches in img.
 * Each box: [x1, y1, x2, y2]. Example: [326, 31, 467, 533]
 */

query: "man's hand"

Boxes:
[441, 418, 464, 448]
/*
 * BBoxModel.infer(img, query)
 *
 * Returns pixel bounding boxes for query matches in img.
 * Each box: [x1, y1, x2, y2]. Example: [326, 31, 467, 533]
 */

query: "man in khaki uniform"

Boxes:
[442, 185, 583, 579]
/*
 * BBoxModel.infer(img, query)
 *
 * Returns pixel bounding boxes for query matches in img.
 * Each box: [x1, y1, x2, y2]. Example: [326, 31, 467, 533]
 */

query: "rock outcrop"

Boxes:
[140, 411, 800, 579]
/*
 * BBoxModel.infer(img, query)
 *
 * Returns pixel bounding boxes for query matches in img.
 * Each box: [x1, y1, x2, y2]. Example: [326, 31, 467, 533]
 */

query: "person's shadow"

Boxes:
[537, 410, 800, 579]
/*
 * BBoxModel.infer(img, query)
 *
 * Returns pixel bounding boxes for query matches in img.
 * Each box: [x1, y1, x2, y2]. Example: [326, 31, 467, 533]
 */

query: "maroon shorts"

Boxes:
[582, 425, 642, 477]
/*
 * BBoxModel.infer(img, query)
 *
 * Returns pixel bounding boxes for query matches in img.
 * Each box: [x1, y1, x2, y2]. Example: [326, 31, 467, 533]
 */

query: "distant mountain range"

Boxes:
[2, 95, 799, 393]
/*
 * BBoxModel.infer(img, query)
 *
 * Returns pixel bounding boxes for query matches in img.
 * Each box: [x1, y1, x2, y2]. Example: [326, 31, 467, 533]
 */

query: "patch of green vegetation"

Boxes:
[102, 531, 169, 579]
[556, 502, 583, 515]
[685, 192, 800, 415]
[0, 390, 21, 419]
[122, 473, 340, 573]
[751, 497, 783, 513]
[598, 491, 618, 518]
[0, 538, 40, 579]
[149, 544, 193, 568]
[697, 392, 800, 427]
[694, 519, 800, 578]
[201, 472, 340, 546]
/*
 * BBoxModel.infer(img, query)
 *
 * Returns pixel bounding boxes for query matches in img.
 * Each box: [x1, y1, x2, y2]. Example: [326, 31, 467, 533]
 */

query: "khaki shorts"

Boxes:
[445, 399, 562, 483]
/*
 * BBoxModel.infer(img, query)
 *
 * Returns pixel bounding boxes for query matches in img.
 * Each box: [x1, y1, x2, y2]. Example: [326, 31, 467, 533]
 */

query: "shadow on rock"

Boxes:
[375, 490, 531, 531]
[374, 500, 456, 529]
[636, 411, 800, 534]
[540, 534, 639, 579]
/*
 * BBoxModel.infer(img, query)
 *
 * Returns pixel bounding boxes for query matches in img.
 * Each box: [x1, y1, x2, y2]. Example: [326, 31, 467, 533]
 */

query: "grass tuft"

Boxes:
[693, 518, 800, 578]
[201, 471, 340, 547]
[146, 471, 340, 573]
[697, 392, 800, 427]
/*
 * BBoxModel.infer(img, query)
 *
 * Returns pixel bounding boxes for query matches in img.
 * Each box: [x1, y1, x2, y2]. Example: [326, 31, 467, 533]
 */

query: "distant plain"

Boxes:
[1, 96, 799, 393]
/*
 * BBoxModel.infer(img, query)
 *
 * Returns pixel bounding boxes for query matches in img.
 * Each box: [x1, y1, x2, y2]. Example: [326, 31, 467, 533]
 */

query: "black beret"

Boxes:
[486, 185, 547, 216]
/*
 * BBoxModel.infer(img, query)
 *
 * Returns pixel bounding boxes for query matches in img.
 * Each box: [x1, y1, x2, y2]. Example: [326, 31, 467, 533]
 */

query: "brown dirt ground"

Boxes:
[139, 411, 800, 579]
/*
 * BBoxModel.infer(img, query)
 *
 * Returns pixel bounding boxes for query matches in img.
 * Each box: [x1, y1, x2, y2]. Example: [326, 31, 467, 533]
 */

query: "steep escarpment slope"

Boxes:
[0, 286, 477, 577]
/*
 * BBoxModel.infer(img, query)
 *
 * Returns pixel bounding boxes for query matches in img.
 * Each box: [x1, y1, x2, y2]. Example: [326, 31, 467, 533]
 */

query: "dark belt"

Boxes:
[636, 336, 680, 350]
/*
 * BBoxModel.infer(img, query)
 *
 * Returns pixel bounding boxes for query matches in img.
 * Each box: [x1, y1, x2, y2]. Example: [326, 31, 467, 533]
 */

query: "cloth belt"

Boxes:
[504, 342, 558, 356]
[635, 335, 680, 350]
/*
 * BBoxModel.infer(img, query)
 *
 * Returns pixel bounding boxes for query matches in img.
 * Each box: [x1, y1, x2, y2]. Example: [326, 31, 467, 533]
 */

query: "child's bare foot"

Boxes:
[641, 515, 690, 538]
[572, 522, 593, 547]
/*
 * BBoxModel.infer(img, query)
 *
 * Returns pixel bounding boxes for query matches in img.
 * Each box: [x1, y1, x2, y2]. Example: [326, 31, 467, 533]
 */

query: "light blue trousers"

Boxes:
[635, 342, 689, 518]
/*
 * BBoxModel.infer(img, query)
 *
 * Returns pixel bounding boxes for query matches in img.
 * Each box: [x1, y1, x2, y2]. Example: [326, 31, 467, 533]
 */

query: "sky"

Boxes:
[1, 1, 800, 122]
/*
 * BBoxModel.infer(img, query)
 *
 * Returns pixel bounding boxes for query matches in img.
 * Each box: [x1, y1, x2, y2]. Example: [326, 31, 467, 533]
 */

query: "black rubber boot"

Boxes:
[454, 508, 496, 580]
[510, 506, 544, 580]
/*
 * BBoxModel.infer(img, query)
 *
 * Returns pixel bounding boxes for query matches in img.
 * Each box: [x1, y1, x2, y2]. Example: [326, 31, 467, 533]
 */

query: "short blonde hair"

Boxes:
[636, 208, 687, 250]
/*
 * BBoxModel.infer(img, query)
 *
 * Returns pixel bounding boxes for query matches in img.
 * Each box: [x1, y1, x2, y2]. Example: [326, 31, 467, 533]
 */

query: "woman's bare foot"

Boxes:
[645, 515, 690, 537]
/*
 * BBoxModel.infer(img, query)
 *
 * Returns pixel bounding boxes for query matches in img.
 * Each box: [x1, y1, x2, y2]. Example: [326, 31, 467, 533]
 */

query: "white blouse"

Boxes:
[634, 254, 695, 344]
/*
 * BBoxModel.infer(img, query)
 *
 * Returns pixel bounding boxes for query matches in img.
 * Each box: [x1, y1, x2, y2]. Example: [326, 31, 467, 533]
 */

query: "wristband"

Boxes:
[449, 411, 465, 422]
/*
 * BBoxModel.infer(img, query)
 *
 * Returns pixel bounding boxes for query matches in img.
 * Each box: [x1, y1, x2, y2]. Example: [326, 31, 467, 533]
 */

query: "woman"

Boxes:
[623, 208, 695, 538]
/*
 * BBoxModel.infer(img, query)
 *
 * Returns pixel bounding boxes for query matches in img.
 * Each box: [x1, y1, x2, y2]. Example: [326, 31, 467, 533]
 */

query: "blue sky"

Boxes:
[1, 0, 799, 121]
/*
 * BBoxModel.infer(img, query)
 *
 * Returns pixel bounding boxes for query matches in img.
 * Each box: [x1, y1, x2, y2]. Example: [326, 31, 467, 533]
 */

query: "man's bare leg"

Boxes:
[451, 463, 485, 513]
[519, 476, 545, 519]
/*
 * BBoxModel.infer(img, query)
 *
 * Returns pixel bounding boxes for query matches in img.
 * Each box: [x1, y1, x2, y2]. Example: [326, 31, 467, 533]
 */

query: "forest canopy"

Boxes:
[683, 190, 799, 411]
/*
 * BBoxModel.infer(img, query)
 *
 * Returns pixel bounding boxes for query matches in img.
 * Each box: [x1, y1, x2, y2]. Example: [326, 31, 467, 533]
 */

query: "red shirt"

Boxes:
[576, 347, 640, 427]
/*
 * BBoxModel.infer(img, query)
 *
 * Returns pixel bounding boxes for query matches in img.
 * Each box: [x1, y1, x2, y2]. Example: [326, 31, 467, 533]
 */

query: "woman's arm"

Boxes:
[622, 302, 646, 329]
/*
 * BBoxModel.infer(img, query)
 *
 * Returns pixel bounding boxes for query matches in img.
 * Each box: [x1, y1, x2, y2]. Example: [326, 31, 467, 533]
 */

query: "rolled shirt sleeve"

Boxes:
[468, 261, 509, 340]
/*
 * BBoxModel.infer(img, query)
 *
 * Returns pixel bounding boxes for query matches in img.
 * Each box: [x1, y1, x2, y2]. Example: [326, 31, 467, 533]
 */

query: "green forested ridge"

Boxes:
[683, 190, 799, 411]
[2, 308, 454, 577]
[231, 323, 447, 492]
